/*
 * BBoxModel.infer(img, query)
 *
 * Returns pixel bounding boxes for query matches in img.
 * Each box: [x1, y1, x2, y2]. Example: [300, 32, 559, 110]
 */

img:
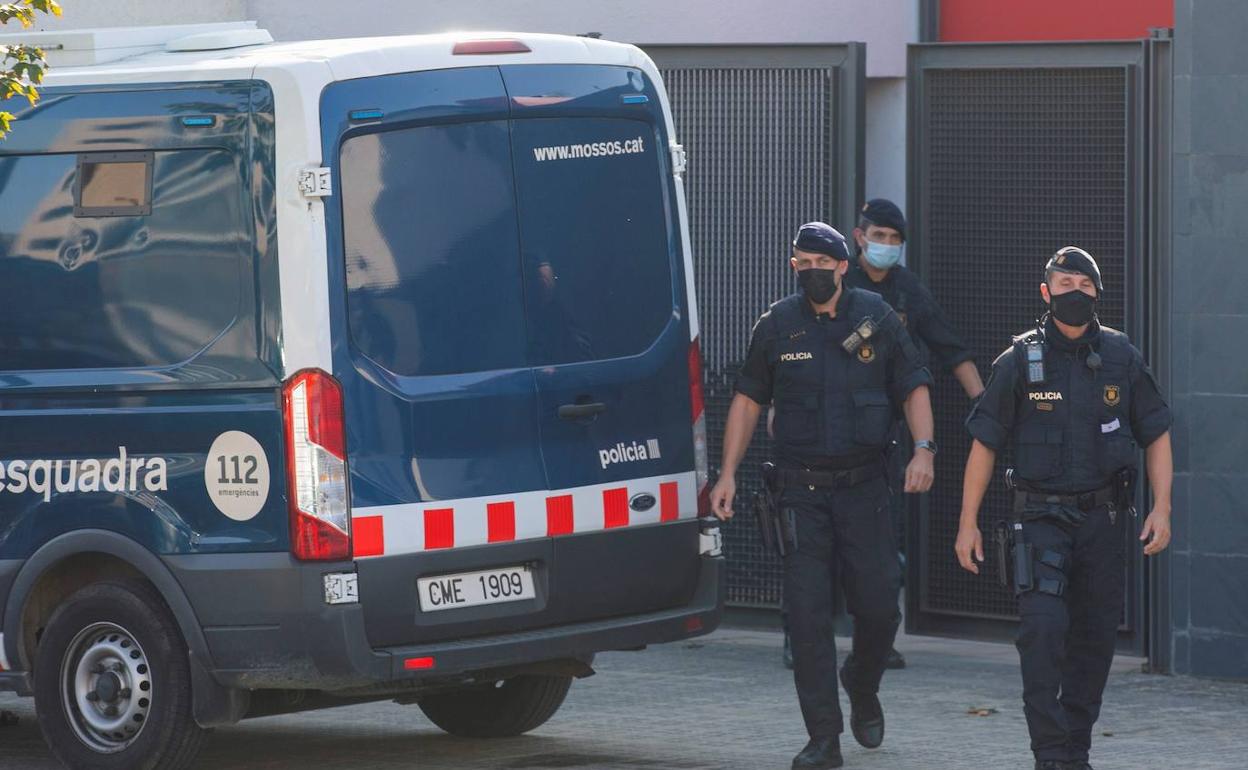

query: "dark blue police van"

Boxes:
[0, 24, 721, 769]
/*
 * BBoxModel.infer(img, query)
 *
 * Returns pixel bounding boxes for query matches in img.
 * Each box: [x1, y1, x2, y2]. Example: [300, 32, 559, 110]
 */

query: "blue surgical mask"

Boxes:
[864, 241, 903, 270]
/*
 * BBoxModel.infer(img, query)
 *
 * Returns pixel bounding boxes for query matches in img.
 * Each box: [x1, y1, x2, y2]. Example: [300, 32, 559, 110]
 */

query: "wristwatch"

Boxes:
[914, 439, 938, 456]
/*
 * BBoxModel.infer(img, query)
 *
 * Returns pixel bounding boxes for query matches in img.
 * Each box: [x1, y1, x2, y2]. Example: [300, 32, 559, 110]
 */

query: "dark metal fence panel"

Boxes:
[1142, 31, 1172, 673]
[907, 42, 1158, 653]
[646, 44, 865, 607]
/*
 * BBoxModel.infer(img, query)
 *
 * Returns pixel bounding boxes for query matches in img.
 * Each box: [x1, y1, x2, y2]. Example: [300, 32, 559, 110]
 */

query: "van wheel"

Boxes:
[417, 674, 573, 738]
[34, 580, 205, 770]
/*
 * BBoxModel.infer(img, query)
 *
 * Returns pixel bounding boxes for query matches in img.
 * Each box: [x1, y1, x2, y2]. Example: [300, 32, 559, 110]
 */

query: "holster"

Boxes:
[1012, 539, 1034, 595]
[1000, 518, 1072, 598]
[993, 521, 1012, 589]
[756, 462, 797, 556]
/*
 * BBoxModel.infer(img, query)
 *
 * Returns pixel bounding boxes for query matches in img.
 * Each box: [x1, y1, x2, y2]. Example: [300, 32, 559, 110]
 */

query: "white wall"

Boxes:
[865, 78, 908, 215]
[29, 1, 244, 30]
[242, 0, 917, 78]
[35, 0, 917, 216]
[237, 0, 918, 205]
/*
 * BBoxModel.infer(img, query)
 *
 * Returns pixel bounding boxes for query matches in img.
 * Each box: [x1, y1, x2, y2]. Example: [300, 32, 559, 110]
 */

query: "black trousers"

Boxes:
[782, 474, 901, 738]
[1016, 506, 1125, 762]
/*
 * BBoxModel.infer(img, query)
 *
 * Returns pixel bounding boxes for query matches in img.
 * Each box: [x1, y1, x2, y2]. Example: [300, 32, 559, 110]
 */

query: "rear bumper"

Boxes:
[377, 552, 722, 681]
[167, 537, 722, 692]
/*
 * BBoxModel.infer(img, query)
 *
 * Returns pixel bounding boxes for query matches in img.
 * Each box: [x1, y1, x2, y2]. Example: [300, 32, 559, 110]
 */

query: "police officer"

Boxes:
[839, 198, 984, 671]
[955, 247, 1173, 770]
[710, 222, 936, 770]
[847, 199, 983, 398]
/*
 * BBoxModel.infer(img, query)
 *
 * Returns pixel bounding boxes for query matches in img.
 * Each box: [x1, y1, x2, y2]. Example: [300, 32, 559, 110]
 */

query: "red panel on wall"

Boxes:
[940, 0, 1173, 42]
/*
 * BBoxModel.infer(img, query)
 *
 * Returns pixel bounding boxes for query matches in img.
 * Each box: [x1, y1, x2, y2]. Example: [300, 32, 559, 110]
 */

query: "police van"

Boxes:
[0, 22, 721, 769]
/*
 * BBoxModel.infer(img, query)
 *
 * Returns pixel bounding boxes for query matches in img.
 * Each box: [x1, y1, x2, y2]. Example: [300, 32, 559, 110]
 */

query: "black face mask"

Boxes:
[798, 267, 841, 305]
[1048, 287, 1097, 326]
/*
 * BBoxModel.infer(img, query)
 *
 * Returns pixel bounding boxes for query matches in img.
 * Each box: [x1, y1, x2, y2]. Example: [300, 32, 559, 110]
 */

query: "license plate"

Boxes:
[418, 565, 535, 612]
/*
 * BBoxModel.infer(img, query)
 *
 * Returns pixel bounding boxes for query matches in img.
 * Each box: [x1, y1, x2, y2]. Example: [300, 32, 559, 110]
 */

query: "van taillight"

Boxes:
[689, 339, 710, 517]
[283, 369, 351, 561]
[452, 39, 531, 55]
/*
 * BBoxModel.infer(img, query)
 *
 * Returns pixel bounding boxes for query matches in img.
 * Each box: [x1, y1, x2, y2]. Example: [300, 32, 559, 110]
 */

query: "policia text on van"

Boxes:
[0, 25, 722, 770]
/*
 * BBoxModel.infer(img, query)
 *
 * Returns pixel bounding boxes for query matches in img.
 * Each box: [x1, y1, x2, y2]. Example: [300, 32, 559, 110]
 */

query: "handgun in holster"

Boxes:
[993, 519, 1033, 595]
[756, 462, 797, 557]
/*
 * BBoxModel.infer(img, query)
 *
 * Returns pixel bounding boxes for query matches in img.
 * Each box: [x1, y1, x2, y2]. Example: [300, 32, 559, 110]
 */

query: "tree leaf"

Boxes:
[0, 0, 61, 139]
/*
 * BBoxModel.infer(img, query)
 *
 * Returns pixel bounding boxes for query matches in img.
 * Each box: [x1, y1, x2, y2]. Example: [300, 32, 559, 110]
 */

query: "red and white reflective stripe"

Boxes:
[0, 632, 10, 672]
[351, 472, 697, 559]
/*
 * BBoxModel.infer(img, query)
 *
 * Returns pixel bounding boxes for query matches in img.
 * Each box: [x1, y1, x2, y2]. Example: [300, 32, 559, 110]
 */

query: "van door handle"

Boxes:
[558, 402, 607, 420]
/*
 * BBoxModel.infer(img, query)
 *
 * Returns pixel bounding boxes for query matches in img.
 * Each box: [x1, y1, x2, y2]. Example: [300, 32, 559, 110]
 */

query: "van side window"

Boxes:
[340, 121, 528, 377]
[75, 152, 153, 217]
[0, 150, 246, 372]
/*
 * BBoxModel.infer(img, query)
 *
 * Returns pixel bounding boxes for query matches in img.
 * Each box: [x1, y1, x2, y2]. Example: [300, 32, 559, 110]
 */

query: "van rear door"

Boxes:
[326, 64, 703, 648]
[323, 67, 548, 545]
[503, 65, 698, 521]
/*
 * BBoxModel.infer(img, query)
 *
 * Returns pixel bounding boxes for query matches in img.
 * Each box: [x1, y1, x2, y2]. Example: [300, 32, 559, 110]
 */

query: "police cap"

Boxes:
[793, 222, 850, 261]
[1045, 246, 1104, 292]
[859, 198, 907, 241]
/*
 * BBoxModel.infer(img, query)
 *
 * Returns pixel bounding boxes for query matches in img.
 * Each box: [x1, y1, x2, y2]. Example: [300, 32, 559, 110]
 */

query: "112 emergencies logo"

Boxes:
[0, 447, 167, 502]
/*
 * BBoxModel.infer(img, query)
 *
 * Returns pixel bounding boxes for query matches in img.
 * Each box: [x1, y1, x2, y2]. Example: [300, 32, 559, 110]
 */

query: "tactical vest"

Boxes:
[1009, 325, 1138, 493]
[767, 289, 912, 462]
[846, 266, 928, 365]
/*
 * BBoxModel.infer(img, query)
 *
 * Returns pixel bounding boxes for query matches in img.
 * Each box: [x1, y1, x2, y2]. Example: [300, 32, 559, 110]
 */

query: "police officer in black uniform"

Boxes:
[846, 199, 983, 398]
[955, 247, 1173, 770]
[711, 222, 936, 770]
[844, 198, 984, 671]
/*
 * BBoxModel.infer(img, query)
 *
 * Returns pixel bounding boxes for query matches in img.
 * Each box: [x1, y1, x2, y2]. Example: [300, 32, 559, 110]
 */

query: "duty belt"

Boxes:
[1012, 484, 1116, 513]
[776, 462, 882, 490]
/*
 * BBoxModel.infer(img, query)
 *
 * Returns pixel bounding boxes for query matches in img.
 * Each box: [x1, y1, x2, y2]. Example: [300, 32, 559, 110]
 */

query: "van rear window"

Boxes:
[512, 118, 674, 365]
[340, 121, 529, 377]
[339, 116, 676, 375]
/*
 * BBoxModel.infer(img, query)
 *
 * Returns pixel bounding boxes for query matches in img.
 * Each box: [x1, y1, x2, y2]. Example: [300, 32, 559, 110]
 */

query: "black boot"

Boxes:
[1034, 762, 1070, 770]
[884, 647, 906, 670]
[839, 665, 884, 749]
[1067, 762, 1094, 769]
[782, 630, 794, 670]
[792, 736, 843, 770]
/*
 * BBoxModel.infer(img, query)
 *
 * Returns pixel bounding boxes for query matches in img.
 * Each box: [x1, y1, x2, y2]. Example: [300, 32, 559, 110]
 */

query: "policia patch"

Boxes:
[1104, 385, 1121, 406]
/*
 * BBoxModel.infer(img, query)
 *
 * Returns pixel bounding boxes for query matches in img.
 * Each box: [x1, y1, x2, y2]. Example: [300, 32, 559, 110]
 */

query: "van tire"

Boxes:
[33, 579, 206, 770]
[417, 674, 573, 738]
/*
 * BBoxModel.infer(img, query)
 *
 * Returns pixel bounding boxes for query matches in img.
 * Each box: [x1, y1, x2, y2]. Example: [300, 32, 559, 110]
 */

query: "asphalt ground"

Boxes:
[3, 624, 1245, 769]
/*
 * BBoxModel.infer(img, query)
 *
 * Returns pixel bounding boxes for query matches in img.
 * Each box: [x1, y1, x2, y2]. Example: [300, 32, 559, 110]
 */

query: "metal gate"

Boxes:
[645, 44, 865, 608]
[906, 39, 1171, 654]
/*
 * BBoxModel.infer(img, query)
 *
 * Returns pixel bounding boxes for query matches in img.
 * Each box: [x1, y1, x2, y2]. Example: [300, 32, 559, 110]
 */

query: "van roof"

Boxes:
[7, 24, 649, 88]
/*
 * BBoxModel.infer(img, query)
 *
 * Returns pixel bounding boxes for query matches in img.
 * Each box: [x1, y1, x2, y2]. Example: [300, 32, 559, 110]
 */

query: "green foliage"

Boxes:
[0, 0, 62, 138]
